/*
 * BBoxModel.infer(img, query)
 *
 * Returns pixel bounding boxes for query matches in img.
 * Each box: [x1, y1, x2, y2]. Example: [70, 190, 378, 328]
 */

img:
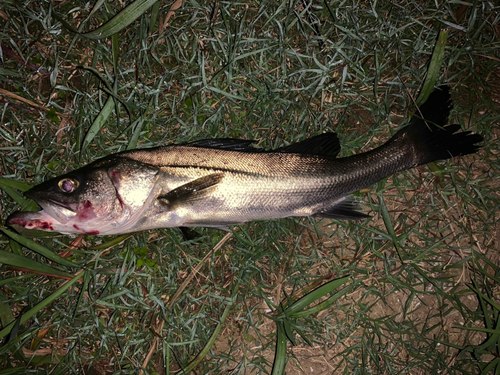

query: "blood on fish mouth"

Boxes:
[9, 216, 55, 231]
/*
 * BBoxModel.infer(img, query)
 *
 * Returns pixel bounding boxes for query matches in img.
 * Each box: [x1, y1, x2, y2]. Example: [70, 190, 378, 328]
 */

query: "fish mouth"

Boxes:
[29, 197, 77, 224]
[7, 210, 58, 235]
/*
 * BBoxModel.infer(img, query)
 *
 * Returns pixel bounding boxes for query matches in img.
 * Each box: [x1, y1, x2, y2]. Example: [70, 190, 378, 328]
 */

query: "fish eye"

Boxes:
[58, 178, 79, 193]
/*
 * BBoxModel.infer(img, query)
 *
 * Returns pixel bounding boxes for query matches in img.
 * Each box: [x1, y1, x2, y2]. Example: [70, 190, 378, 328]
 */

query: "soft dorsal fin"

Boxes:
[276, 133, 340, 158]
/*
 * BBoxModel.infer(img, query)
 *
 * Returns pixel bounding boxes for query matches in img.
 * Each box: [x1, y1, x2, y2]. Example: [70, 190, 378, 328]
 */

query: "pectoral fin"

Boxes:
[158, 173, 225, 209]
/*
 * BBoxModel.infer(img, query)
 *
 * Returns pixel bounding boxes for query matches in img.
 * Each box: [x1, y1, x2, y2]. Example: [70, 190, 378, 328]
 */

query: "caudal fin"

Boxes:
[392, 86, 483, 167]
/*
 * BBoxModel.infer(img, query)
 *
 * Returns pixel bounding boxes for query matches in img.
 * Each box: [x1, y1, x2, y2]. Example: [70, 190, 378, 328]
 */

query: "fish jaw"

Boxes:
[7, 208, 124, 236]
[8, 210, 59, 232]
[8, 190, 124, 236]
[7, 196, 130, 236]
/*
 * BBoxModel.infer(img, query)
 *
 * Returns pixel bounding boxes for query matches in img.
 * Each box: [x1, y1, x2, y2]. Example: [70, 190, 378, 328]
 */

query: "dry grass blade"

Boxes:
[0, 88, 64, 117]
[167, 232, 233, 310]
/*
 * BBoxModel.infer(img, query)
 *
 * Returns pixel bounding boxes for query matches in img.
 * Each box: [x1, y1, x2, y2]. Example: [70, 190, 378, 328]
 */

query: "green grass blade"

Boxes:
[89, 234, 132, 250]
[112, 33, 119, 80]
[0, 250, 73, 279]
[0, 179, 38, 211]
[81, 95, 115, 152]
[0, 367, 27, 374]
[0, 274, 34, 288]
[80, 0, 159, 40]
[0, 228, 80, 268]
[416, 28, 449, 105]
[378, 193, 405, 261]
[8, 237, 23, 256]
[0, 178, 31, 192]
[79, 66, 113, 90]
[0, 184, 31, 209]
[290, 282, 357, 319]
[469, 283, 500, 312]
[149, 1, 160, 33]
[0, 302, 14, 329]
[271, 321, 288, 375]
[281, 276, 350, 316]
[480, 358, 500, 375]
[459, 327, 500, 335]
[282, 315, 297, 345]
[127, 117, 144, 150]
[206, 86, 249, 102]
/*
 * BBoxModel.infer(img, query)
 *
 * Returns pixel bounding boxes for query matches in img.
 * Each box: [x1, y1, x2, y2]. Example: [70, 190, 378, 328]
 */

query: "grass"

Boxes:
[0, 0, 499, 374]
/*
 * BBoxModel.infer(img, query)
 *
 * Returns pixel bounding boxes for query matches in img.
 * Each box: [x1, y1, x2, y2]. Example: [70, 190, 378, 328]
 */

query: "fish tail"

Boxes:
[391, 86, 483, 167]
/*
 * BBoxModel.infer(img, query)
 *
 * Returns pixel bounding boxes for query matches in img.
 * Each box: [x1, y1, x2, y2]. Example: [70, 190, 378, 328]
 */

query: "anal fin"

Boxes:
[314, 197, 369, 220]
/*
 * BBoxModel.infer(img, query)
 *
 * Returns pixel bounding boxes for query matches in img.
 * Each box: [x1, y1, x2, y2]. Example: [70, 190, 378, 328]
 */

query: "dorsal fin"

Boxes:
[184, 133, 341, 158]
[276, 133, 340, 158]
[187, 138, 260, 152]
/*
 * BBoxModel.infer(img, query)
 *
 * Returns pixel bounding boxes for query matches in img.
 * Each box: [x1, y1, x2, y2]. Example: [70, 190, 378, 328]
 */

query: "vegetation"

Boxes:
[0, 0, 499, 374]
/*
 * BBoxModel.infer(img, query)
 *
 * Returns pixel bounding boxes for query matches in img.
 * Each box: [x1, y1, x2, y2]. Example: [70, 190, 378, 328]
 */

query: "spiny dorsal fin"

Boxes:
[187, 138, 260, 152]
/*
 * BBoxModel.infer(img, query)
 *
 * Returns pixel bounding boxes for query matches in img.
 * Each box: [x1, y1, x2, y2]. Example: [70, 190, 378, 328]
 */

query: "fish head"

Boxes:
[8, 157, 159, 235]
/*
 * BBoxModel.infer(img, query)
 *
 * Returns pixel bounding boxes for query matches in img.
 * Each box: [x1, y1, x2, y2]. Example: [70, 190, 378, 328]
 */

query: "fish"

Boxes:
[7, 87, 483, 236]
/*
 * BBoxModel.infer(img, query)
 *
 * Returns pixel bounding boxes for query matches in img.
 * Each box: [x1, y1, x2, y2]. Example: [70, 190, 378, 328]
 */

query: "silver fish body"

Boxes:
[7, 88, 483, 236]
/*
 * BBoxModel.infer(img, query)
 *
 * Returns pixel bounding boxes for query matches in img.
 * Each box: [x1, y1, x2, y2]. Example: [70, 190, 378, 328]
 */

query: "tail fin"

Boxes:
[392, 86, 483, 167]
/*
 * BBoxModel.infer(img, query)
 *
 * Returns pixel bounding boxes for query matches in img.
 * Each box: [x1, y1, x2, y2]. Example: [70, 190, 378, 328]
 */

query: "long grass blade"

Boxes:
[416, 29, 449, 105]
[378, 193, 405, 261]
[0, 228, 80, 268]
[0, 250, 73, 279]
[280, 276, 351, 316]
[81, 95, 114, 152]
[80, 0, 159, 40]
[271, 321, 288, 375]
